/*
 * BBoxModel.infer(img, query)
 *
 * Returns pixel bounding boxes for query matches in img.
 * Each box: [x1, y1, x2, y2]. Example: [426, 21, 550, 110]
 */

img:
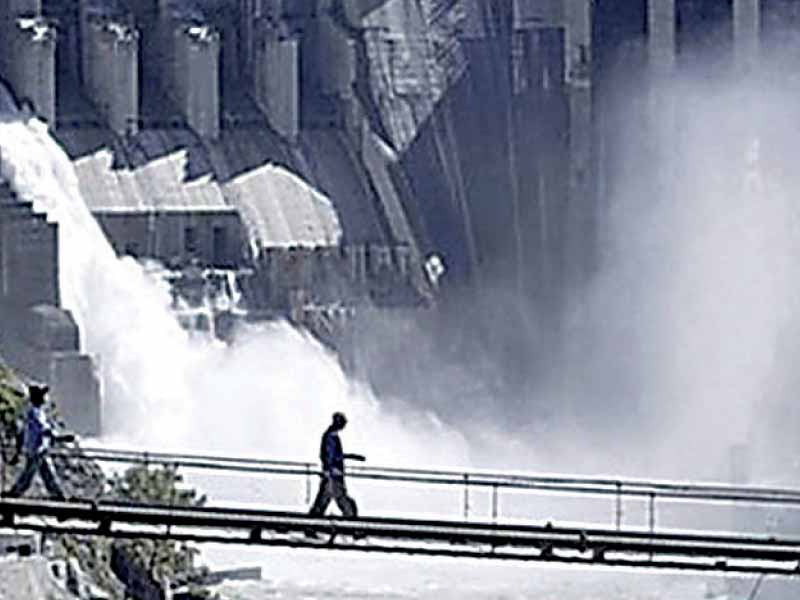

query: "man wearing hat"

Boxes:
[308, 411, 365, 518]
[5, 384, 74, 500]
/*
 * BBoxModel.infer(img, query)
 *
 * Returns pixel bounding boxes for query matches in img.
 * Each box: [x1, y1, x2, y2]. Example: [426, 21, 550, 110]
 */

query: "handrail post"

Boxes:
[305, 464, 312, 504]
[463, 474, 470, 520]
[0, 439, 5, 496]
[649, 492, 656, 534]
[166, 461, 178, 537]
[615, 481, 623, 531]
[649, 492, 656, 560]
[491, 483, 498, 523]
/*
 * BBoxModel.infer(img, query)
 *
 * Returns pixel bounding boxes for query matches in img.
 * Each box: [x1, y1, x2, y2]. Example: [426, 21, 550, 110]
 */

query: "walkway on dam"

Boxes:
[1, 447, 800, 576]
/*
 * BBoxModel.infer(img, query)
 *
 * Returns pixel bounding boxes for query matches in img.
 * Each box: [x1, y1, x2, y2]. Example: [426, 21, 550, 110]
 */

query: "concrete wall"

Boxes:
[250, 243, 420, 311]
[5, 304, 79, 384]
[253, 21, 299, 140]
[514, 0, 562, 29]
[361, 128, 420, 258]
[94, 210, 244, 267]
[7, 17, 56, 125]
[296, 9, 358, 130]
[50, 351, 101, 436]
[0, 181, 102, 436]
[0, 533, 38, 556]
[0, 186, 98, 437]
[0, 209, 59, 308]
[0, 301, 102, 438]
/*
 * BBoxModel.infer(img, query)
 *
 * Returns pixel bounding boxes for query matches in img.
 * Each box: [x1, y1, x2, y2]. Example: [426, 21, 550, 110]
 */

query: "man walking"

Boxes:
[308, 412, 365, 518]
[5, 384, 73, 500]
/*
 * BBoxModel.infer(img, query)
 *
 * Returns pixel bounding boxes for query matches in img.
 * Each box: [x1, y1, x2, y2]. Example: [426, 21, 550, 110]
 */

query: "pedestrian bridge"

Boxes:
[1, 446, 800, 577]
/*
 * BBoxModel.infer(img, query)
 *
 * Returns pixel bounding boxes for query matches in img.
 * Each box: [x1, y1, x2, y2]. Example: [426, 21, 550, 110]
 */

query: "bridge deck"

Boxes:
[2, 498, 799, 576]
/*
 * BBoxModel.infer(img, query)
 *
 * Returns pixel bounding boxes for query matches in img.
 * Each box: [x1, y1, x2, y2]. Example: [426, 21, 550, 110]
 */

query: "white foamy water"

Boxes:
[211, 553, 716, 600]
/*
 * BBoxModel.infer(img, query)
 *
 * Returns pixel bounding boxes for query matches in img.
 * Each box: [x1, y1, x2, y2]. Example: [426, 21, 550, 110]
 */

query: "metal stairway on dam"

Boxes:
[1, 446, 800, 576]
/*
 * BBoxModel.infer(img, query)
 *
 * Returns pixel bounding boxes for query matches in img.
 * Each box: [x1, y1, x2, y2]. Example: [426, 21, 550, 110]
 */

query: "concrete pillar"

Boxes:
[186, 25, 220, 139]
[562, 0, 593, 283]
[172, 24, 220, 139]
[734, 0, 760, 71]
[104, 22, 139, 136]
[648, 0, 676, 78]
[253, 21, 299, 140]
[85, 16, 138, 135]
[89, 19, 108, 106]
[318, 13, 356, 97]
[11, 18, 56, 126]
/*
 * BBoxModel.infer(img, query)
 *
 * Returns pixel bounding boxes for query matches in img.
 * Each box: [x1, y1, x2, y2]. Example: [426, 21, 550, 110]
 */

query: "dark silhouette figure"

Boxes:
[308, 412, 365, 519]
[5, 384, 74, 500]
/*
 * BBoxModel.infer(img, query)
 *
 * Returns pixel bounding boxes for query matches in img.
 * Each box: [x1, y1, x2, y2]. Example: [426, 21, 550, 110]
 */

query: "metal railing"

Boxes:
[0, 444, 795, 540]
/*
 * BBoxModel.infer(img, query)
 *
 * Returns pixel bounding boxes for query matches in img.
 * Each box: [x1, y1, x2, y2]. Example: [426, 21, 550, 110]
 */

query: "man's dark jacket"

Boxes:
[320, 427, 344, 474]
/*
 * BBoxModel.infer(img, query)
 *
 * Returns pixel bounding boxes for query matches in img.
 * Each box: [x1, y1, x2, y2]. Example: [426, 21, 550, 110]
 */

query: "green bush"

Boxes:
[0, 365, 25, 483]
[107, 464, 208, 585]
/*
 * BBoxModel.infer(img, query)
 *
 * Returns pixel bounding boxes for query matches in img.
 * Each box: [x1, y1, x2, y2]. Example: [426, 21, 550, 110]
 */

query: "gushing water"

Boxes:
[0, 95, 764, 598]
[0, 115, 468, 467]
[0, 111, 721, 600]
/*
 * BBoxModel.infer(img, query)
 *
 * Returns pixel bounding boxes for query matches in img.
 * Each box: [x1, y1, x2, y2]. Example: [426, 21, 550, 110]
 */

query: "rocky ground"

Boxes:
[0, 556, 73, 600]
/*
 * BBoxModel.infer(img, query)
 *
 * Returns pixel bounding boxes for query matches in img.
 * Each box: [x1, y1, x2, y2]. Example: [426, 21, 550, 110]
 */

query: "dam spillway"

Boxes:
[3, 3, 800, 599]
[0, 0, 790, 438]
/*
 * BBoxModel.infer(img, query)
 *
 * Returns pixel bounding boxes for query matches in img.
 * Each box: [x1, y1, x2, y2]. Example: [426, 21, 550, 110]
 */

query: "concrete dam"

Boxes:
[0, 0, 792, 436]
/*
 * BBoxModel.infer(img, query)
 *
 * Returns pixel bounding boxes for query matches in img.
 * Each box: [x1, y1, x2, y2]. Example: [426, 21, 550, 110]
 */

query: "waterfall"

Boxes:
[0, 111, 468, 469]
